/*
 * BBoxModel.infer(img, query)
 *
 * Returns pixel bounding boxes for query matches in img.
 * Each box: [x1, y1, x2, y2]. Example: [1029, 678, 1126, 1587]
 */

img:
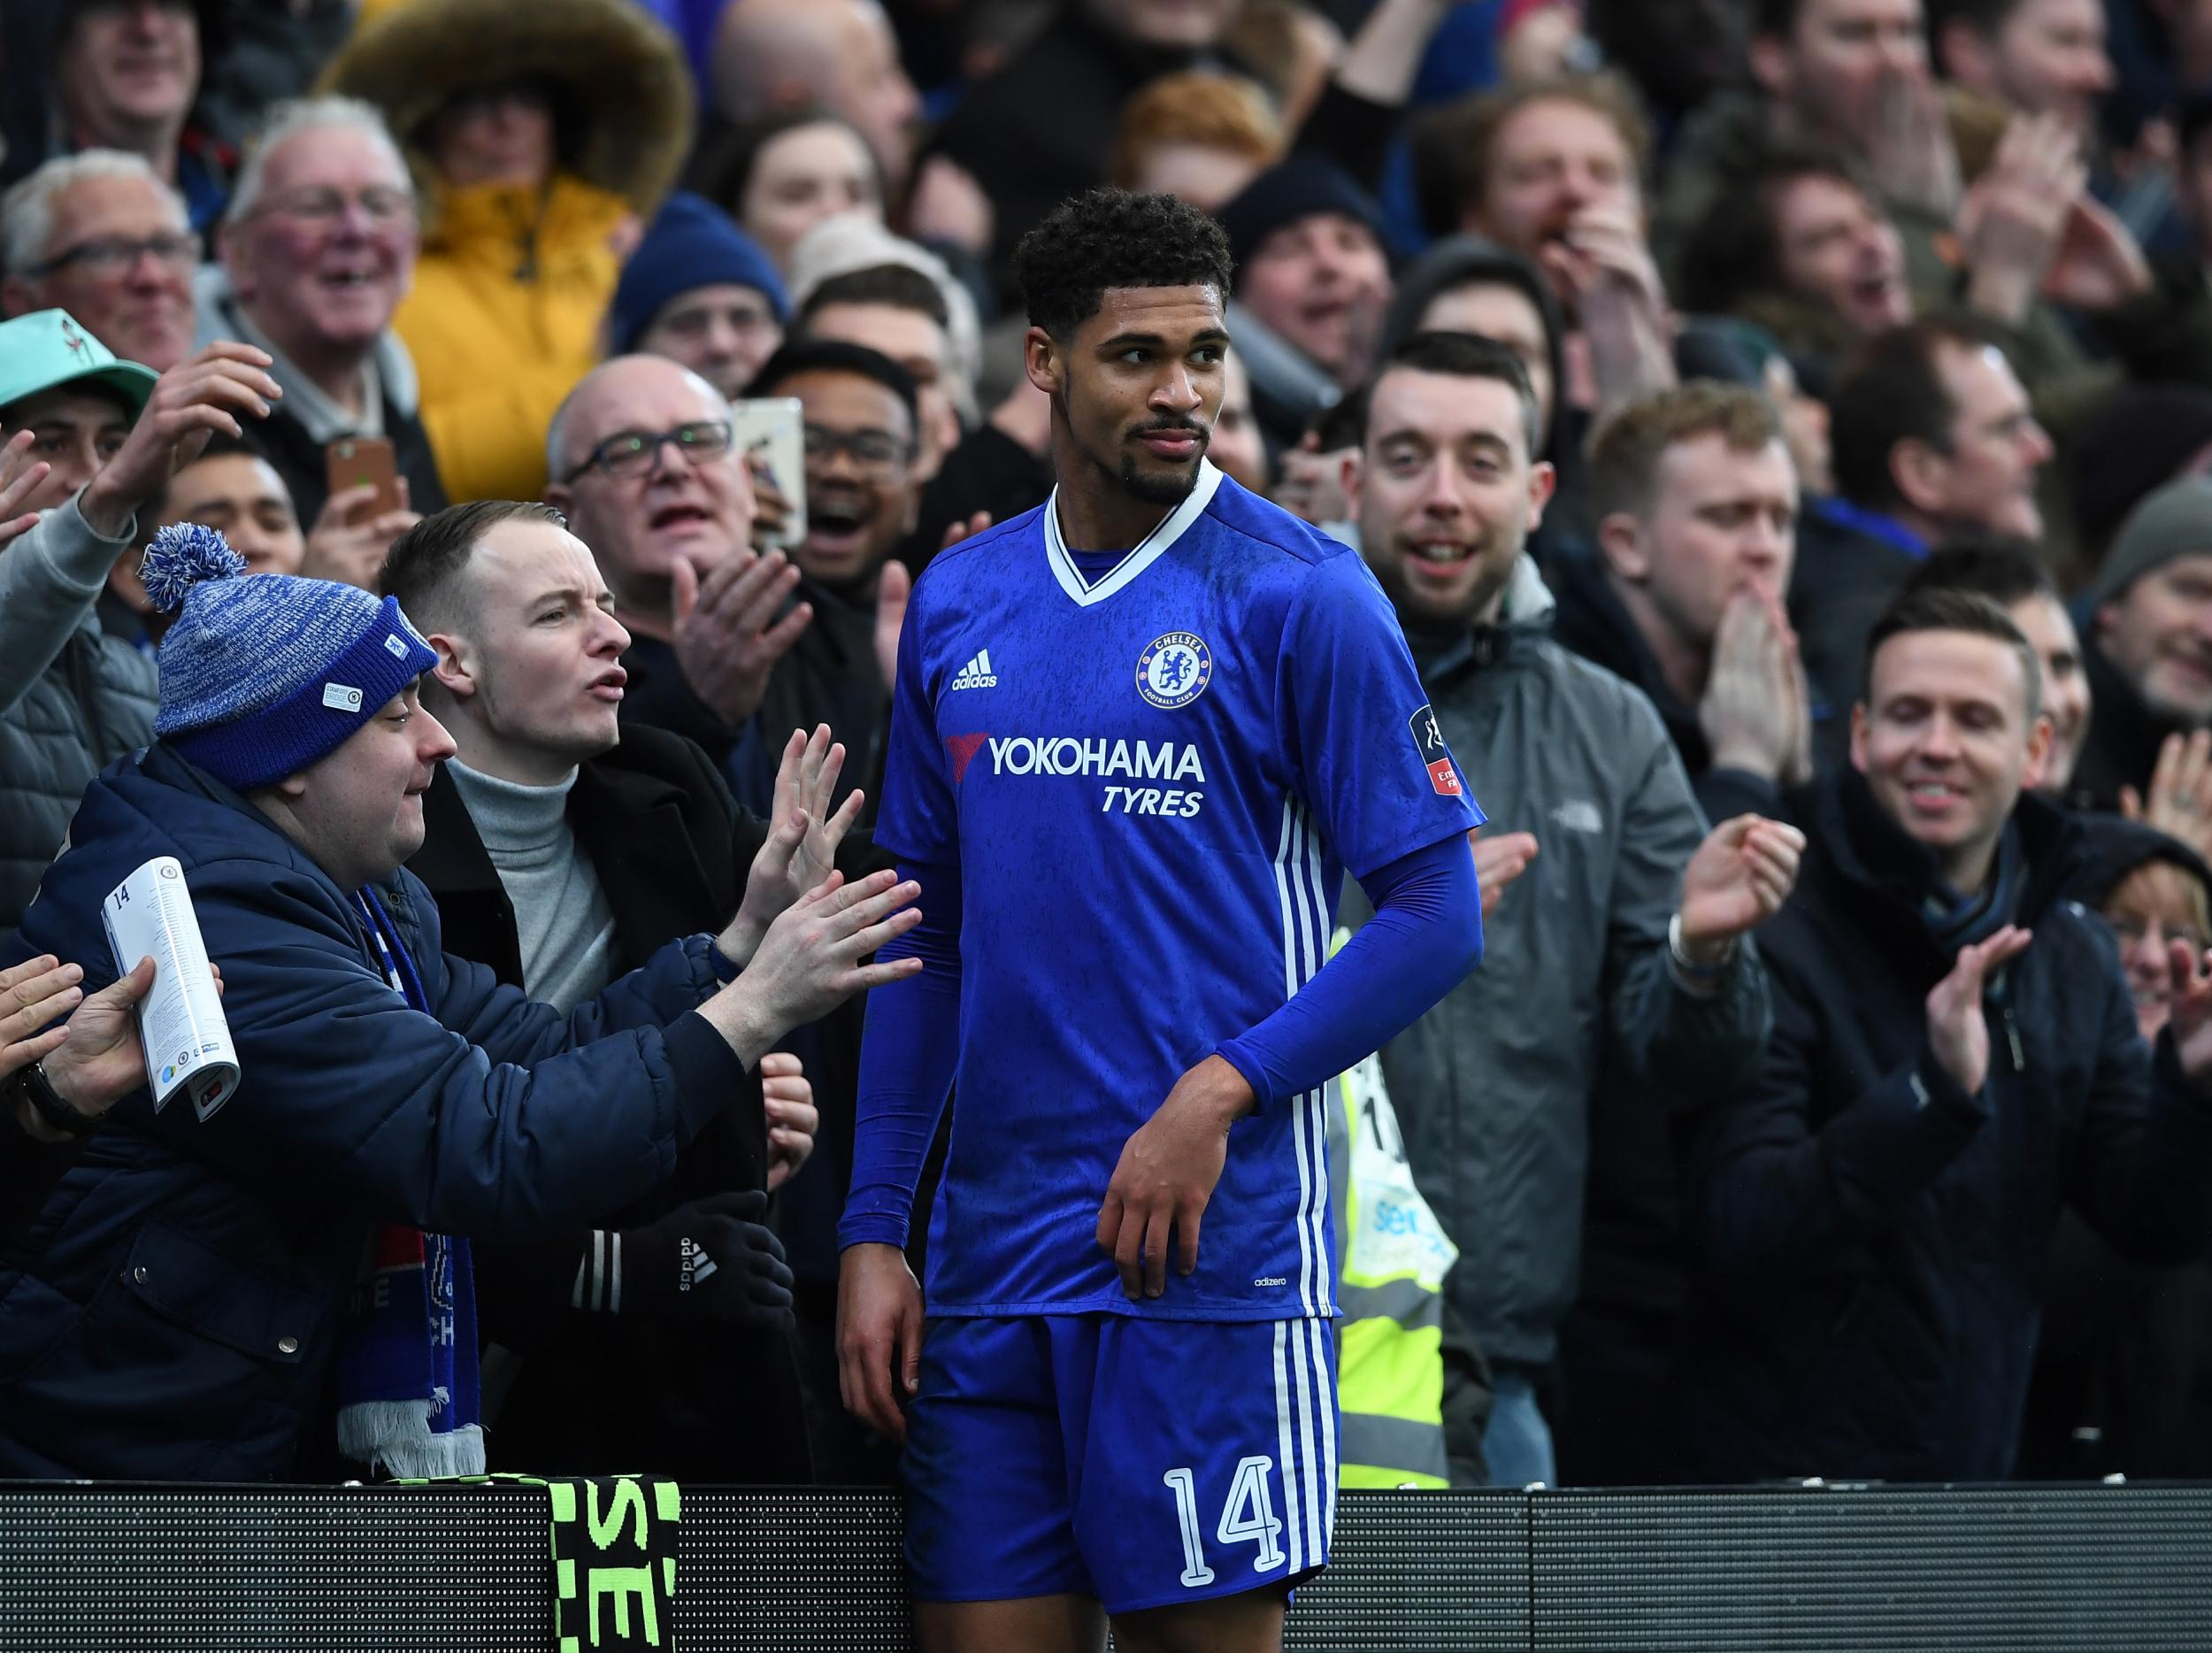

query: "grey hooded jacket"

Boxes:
[1368, 557, 1772, 1370]
[0, 493, 158, 936]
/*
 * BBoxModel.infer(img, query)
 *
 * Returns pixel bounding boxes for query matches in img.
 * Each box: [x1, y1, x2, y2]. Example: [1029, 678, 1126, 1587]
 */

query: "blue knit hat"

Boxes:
[609, 191, 789, 353]
[144, 523, 439, 792]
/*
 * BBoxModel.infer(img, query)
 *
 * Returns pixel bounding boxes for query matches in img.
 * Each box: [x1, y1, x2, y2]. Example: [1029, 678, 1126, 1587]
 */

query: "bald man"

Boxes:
[542, 358, 798, 777]
[709, 0, 921, 188]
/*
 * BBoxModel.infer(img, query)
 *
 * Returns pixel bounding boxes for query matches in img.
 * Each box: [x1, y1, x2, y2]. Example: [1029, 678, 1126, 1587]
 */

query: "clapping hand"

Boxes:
[1925, 926, 2033, 1096]
[2120, 730, 2212, 862]
[670, 548, 811, 728]
[2162, 937, 2212, 1091]
[761, 1050, 818, 1191]
[1701, 589, 1809, 785]
[1272, 434, 1354, 526]
[721, 725, 867, 968]
[0, 431, 51, 550]
[1961, 114, 2084, 323]
[874, 557, 912, 688]
[1867, 64, 1962, 220]
[1677, 816, 1806, 960]
[1471, 828, 1539, 918]
[2044, 192, 2153, 311]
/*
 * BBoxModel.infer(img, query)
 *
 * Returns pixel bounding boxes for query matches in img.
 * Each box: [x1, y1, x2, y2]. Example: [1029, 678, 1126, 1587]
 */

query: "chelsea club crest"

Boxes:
[1136, 632, 1212, 710]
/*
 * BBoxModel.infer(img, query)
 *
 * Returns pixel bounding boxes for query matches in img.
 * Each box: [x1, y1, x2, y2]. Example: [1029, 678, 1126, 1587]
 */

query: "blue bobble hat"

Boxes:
[608, 191, 790, 352]
[143, 523, 439, 791]
[0, 309, 159, 419]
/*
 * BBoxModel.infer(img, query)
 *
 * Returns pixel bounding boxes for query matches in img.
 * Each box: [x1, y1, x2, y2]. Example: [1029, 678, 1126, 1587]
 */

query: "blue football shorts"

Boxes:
[901, 1312, 1338, 1616]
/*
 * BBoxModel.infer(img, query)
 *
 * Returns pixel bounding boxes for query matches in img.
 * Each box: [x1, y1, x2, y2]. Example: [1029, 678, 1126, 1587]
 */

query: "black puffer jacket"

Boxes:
[1674, 771, 2212, 1482]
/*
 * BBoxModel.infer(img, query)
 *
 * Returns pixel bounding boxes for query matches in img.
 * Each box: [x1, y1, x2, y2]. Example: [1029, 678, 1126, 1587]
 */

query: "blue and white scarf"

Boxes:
[333, 888, 484, 1478]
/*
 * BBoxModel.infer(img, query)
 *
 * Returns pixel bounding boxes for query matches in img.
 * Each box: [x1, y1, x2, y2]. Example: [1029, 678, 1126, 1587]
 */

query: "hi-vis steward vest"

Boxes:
[1326, 945, 1459, 1488]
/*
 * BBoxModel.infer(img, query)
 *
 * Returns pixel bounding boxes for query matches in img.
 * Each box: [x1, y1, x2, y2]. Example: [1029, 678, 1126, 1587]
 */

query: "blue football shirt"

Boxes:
[872, 462, 1482, 1321]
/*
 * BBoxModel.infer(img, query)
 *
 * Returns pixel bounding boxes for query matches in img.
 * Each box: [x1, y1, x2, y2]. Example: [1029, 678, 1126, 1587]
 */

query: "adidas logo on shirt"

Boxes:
[950, 648, 999, 690]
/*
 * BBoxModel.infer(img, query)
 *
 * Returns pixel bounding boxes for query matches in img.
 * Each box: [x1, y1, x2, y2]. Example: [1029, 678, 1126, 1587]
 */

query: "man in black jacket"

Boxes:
[1674, 587, 2212, 1482]
[385, 498, 862, 1480]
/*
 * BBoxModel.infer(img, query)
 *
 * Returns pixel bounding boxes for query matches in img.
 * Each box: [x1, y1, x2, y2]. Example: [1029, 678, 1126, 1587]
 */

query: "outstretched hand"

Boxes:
[701, 869, 924, 1065]
[722, 725, 864, 966]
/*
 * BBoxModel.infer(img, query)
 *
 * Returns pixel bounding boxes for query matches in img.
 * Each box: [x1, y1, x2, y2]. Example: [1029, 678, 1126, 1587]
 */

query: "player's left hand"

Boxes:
[1676, 814, 1804, 959]
[1097, 1055, 1254, 1299]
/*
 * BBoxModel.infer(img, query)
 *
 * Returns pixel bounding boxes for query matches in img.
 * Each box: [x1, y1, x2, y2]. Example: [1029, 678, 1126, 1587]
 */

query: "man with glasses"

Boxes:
[197, 97, 439, 557]
[2, 150, 199, 373]
[725, 339, 919, 814]
[546, 354, 803, 801]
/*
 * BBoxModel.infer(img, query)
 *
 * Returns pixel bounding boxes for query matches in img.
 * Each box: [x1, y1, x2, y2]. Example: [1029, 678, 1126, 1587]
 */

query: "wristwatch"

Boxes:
[7, 1058, 99, 1140]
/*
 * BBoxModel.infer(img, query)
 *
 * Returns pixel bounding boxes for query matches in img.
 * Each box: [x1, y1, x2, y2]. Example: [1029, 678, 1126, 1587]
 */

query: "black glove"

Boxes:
[572, 1191, 795, 1329]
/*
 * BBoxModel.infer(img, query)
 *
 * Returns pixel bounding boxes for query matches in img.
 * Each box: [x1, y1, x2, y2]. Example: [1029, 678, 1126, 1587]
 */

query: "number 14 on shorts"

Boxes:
[1163, 1457, 1286, 1588]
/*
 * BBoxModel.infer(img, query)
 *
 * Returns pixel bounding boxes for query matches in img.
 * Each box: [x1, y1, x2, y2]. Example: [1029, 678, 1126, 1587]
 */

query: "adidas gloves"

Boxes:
[572, 1190, 795, 1330]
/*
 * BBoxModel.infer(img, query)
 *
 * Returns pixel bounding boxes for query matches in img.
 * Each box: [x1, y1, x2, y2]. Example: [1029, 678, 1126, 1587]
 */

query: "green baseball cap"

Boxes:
[0, 309, 159, 420]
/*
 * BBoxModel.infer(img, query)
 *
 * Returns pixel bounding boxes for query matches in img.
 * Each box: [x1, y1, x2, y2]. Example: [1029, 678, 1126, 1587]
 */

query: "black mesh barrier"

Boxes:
[4, 1482, 2211, 1649]
[1528, 1484, 2212, 1651]
[1285, 1488, 1526, 1650]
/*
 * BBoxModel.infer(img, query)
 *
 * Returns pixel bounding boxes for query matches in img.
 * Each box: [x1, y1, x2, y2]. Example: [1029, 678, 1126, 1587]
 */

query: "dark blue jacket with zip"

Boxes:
[1674, 769, 2212, 1482]
[0, 742, 744, 1480]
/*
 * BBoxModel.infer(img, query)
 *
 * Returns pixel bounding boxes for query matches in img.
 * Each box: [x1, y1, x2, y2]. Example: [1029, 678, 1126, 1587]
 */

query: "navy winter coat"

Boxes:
[1674, 772, 2212, 1482]
[0, 743, 744, 1480]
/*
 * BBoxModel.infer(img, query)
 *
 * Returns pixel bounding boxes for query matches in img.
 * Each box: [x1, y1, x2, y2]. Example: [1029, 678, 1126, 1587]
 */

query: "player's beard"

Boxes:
[1118, 418, 1210, 505]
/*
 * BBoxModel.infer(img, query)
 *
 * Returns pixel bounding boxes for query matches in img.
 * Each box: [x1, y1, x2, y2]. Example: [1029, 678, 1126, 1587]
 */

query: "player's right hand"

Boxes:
[1096, 1054, 1252, 1299]
[837, 1242, 924, 1442]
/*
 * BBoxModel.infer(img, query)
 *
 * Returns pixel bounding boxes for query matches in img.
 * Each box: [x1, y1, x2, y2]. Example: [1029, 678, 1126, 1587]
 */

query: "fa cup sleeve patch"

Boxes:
[1407, 705, 1463, 796]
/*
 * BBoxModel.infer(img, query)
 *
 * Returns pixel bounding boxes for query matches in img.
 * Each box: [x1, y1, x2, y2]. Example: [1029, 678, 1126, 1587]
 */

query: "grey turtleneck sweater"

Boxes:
[447, 758, 619, 1013]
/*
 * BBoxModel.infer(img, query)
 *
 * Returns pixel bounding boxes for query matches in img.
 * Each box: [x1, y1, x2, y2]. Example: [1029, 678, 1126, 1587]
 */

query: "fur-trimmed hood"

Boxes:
[320, 0, 692, 212]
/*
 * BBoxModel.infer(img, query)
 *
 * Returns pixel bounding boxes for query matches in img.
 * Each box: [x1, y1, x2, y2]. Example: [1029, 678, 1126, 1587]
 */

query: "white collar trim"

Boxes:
[1043, 459, 1223, 608]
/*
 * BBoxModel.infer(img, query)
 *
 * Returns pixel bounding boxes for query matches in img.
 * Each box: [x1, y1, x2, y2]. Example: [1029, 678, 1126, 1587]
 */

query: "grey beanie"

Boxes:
[2086, 477, 2212, 610]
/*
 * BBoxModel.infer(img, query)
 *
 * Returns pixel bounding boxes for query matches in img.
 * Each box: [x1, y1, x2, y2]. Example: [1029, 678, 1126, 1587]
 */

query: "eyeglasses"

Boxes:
[2108, 914, 2208, 957]
[28, 231, 200, 279]
[246, 187, 417, 227]
[562, 420, 734, 483]
[803, 423, 915, 474]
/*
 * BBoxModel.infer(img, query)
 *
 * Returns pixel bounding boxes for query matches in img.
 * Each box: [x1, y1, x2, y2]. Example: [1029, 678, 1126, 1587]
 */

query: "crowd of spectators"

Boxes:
[7, 0, 2212, 1510]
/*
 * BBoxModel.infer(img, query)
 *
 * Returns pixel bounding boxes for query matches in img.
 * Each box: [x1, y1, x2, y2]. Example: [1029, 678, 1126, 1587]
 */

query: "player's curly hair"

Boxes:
[1014, 189, 1233, 341]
